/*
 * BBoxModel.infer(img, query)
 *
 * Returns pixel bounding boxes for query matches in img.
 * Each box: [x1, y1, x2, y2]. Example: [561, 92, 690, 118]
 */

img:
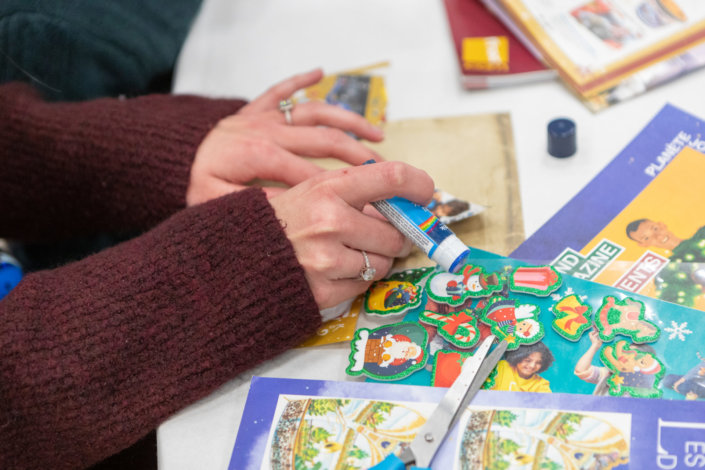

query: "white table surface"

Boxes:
[161, 1, 705, 468]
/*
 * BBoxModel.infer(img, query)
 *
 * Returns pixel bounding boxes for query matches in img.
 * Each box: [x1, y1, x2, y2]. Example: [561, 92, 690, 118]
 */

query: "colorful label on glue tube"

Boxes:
[373, 197, 453, 257]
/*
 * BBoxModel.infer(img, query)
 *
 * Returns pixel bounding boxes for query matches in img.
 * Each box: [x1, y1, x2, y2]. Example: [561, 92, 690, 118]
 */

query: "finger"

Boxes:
[270, 101, 384, 143]
[314, 161, 435, 210]
[325, 246, 392, 281]
[332, 205, 410, 258]
[360, 203, 422, 259]
[243, 69, 324, 113]
[273, 125, 382, 166]
[317, 253, 398, 308]
[214, 137, 326, 188]
[301, 247, 391, 307]
[261, 186, 288, 198]
[362, 203, 387, 221]
[247, 146, 326, 186]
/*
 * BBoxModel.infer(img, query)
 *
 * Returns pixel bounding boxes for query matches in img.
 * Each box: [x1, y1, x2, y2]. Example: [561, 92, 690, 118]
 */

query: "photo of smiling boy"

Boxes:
[626, 218, 705, 306]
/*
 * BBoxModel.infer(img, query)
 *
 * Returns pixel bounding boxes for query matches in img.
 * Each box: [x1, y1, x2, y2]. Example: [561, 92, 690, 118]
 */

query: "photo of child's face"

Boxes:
[516, 351, 543, 379]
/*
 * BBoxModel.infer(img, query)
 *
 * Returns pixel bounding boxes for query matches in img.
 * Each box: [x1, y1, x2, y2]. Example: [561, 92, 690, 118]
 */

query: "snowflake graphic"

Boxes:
[551, 287, 577, 302]
[664, 321, 693, 341]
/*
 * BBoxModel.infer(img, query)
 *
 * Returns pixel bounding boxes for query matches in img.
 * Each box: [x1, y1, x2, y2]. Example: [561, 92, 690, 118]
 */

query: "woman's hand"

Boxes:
[186, 69, 384, 206]
[269, 161, 434, 309]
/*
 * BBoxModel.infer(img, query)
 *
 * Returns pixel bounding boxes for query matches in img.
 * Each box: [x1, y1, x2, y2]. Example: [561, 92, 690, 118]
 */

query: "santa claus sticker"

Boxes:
[480, 297, 544, 350]
[346, 322, 428, 381]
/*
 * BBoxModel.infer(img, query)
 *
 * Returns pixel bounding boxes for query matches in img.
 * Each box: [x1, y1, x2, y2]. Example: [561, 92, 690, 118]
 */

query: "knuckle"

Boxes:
[242, 118, 271, 134]
[389, 231, 408, 254]
[244, 137, 276, 156]
[376, 258, 394, 279]
[381, 161, 409, 188]
[308, 205, 340, 235]
[267, 83, 287, 98]
[309, 248, 340, 274]
[307, 100, 326, 114]
[321, 128, 349, 147]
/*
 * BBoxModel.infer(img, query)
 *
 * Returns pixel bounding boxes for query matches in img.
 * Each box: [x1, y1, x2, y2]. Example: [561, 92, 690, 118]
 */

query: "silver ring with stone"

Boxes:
[358, 250, 376, 281]
[279, 98, 294, 125]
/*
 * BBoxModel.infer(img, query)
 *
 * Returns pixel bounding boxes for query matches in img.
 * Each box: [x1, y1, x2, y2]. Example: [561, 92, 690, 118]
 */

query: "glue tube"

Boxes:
[365, 160, 470, 274]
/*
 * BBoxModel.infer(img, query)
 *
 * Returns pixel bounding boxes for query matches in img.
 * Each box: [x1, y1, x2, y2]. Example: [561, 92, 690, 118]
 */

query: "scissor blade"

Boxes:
[408, 335, 506, 467]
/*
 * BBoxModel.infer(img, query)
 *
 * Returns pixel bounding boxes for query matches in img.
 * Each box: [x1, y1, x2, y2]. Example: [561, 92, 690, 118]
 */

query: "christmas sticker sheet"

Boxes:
[354, 248, 705, 401]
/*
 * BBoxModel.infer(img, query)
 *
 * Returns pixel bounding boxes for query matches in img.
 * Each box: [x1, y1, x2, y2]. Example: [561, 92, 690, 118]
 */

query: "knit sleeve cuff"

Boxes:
[0, 82, 247, 240]
[0, 187, 321, 467]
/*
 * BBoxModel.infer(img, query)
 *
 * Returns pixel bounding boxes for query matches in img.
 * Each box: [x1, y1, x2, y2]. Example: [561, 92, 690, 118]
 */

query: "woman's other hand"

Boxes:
[186, 69, 384, 206]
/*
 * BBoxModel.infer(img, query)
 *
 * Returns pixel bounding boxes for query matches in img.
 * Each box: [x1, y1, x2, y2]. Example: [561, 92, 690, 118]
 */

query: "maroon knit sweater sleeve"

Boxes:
[0, 81, 246, 240]
[0, 187, 322, 469]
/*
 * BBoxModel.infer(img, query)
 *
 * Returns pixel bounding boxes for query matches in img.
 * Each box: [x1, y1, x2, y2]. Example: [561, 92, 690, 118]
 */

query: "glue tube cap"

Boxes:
[432, 236, 471, 274]
[547, 118, 576, 158]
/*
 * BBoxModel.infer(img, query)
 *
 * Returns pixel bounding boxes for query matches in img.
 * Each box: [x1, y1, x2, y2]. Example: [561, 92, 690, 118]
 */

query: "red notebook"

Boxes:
[443, 0, 555, 89]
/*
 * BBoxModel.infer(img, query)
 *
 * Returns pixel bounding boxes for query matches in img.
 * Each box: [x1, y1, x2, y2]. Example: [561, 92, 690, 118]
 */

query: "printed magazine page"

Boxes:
[485, 0, 705, 108]
[553, 147, 705, 310]
[512, 103, 705, 309]
[230, 376, 705, 469]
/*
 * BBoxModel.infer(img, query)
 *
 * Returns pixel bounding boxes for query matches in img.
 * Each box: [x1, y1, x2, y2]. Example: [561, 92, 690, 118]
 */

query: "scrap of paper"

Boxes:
[294, 62, 388, 127]
[298, 296, 362, 348]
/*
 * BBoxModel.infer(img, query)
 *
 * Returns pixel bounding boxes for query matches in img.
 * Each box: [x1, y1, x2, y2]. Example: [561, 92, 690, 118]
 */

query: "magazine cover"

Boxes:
[511, 104, 705, 310]
[230, 376, 705, 469]
[483, 0, 705, 109]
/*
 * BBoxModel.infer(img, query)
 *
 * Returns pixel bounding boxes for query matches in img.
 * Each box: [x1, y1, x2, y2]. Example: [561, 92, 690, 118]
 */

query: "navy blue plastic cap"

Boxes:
[547, 118, 577, 158]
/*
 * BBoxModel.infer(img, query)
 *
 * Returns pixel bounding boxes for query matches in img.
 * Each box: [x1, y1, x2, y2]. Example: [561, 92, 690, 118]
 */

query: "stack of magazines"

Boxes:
[479, 0, 705, 110]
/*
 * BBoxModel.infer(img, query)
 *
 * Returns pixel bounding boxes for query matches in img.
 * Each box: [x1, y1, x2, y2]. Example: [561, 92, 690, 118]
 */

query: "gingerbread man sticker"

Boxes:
[595, 296, 660, 343]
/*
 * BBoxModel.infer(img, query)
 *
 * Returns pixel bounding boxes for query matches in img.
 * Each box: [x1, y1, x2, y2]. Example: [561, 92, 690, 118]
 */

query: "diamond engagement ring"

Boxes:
[358, 250, 376, 281]
[278, 98, 294, 124]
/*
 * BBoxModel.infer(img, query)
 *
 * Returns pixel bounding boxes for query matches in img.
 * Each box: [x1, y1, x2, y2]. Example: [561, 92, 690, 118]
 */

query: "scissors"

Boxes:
[370, 334, 507, 470]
